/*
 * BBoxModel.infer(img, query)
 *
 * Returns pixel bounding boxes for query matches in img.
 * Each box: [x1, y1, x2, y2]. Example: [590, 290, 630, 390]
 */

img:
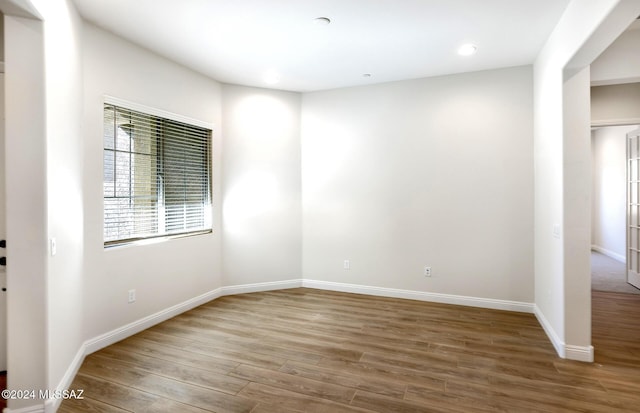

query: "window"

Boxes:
[103, 99, 212, 246]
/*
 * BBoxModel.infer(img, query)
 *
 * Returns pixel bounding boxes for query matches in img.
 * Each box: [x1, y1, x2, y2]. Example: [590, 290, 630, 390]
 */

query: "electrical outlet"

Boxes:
[343, 259, 350, 270]
[128, 289, 136, 303]
[424, 266, 432, 277]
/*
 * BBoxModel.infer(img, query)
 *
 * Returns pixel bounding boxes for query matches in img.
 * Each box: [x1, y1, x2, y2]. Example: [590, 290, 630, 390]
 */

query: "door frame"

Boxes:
[627, 126, 640, 289]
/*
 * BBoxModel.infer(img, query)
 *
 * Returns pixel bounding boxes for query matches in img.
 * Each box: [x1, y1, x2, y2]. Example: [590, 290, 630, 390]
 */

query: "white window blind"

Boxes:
[103, 102, 212, 246]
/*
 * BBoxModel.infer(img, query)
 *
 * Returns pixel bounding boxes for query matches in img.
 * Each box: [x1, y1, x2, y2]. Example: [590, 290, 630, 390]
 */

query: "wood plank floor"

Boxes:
[59, 288, 640, 413]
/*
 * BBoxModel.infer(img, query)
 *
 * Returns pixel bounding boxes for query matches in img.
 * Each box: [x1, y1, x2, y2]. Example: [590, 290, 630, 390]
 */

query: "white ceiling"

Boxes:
[72, 0, 571, 92]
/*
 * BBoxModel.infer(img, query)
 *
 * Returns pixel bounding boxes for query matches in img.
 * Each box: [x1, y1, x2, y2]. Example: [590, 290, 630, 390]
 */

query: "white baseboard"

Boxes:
[221, 279, 303, 296]
[534, 304, 565, 358]
[566, 344, 595, 362]
[43, 344, 86, 413]
[43, 287, 224, 413]
[591, 245, 626, 263]
[534, 304, 594, 362]
[5, 404, 44, 413]
[302, 279, 534, 313]
[45, 280, 299, 410]
[79, 280, 302, 359]
[84, 287, 224, 355]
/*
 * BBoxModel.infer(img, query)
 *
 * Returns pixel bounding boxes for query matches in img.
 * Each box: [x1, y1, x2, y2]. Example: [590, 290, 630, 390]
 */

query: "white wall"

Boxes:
[591, 83, 640, 126]
[301, 66, 534, 303]
[562, 66, 593, 357]
[4, 13, 48, 412]
[0, 12, 4, 61]
[221, 85, 302, 286]
[35, 0, 86, 404]
[592, 125, 636, 261]
[82, 23, 223, 342]
[591, 21, 640, 85]
[533, 0, 640, 361]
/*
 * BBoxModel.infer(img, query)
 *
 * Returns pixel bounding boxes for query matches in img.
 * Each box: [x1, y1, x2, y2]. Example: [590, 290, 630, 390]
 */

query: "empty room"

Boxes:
[2, 0, 640, 412]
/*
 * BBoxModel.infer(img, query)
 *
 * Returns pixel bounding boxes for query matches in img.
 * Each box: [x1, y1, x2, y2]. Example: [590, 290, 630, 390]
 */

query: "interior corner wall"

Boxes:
[301, 66, 534, 303]
[81, 23, 223, 342]
[591, 125, 633, 261]
[220, 84, 302, 287]
[533, 57, 565, 351]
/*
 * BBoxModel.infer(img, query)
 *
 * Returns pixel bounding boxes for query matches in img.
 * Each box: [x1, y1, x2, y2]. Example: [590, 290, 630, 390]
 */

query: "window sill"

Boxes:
[104, 229, 212, 250]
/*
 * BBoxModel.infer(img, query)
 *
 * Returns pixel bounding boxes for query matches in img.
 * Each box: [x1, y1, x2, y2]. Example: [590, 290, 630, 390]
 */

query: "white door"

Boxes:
[627, 127, 640, 290]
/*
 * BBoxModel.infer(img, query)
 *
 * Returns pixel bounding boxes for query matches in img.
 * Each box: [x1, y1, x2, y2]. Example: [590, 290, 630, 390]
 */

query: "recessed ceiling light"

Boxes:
[314, 17, 331, 26]
[457, 43, 478, 56]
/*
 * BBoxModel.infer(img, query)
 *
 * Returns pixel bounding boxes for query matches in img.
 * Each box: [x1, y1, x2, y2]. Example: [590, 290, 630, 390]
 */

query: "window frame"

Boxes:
[102, 96, 214, 248]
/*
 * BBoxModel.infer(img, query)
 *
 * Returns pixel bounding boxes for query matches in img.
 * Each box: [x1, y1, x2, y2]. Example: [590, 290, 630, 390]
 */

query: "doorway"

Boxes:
[591, 124, 640, 294]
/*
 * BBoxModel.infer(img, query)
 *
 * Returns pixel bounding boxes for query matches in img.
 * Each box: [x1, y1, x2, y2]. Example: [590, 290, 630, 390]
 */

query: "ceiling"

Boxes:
[72, 0, 571, 92]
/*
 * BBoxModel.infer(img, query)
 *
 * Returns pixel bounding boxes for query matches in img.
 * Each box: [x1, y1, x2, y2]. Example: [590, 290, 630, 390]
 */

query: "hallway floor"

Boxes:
[591, 251, 640, 295]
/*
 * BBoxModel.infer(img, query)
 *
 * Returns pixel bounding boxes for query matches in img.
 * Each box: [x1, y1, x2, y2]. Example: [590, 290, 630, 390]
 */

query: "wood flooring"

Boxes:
[58, 288, 640, 412]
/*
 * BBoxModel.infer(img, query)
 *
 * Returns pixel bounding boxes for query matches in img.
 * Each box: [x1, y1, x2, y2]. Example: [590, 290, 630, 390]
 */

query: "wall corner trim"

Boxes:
[534, 304, 566, 358]
[533, 304, 594, 362]
[43, 343, 86, 413]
